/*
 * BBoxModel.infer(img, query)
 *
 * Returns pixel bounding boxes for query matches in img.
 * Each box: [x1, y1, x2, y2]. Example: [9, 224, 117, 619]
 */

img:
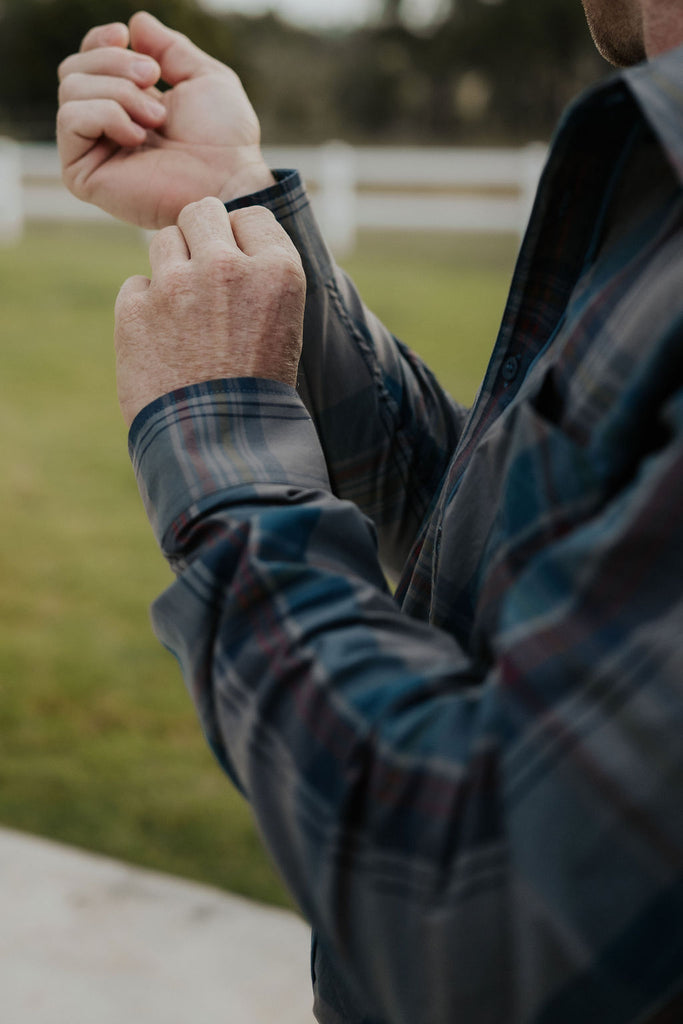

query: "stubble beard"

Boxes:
[581, 0, 647, 66]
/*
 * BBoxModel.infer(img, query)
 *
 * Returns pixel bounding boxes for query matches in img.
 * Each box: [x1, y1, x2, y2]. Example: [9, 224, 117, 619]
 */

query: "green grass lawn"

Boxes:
[343, 230, 517, 404]
[0, 220, 515, 907]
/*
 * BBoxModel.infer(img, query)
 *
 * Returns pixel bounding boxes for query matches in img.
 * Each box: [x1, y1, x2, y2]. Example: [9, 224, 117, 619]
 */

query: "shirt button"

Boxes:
[502, 355, 520, 383]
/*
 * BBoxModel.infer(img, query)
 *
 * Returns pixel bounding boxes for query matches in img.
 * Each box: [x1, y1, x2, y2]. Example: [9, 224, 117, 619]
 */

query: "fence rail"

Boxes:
[1, 139, 547, 252]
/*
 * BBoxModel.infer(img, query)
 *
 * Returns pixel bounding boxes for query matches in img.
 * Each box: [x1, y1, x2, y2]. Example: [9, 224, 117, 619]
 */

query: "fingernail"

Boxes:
[146, 99, 166, 119]
[132, 58, 157, 82]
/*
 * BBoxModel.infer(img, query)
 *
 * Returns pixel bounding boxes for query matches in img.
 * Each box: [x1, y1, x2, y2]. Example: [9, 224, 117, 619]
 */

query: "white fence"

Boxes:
[1, 138, 547, 252]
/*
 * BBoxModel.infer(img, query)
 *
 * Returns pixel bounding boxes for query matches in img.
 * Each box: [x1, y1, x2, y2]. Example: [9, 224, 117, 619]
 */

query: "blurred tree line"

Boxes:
[0, 0, 609, 144]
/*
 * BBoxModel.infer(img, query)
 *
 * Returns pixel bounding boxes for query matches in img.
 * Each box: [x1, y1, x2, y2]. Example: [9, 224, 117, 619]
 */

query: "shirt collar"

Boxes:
[623, 43, 683, 185]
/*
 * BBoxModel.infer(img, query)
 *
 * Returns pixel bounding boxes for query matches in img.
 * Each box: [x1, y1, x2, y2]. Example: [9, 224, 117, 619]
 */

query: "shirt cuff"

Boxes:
[128, 378, 332, 548]
[223, 168, 303, 215]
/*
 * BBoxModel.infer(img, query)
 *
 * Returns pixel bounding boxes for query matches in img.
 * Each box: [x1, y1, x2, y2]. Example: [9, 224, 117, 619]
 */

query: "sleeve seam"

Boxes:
[323, 273, 434, 528]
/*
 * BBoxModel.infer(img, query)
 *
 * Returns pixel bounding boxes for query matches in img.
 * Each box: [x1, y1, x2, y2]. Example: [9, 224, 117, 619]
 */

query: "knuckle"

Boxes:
[102, 97, 127, 125]
[56, 100, 76, 129]
[116, 276, 140, 304]
[57, 57, 72, 82]
[115, 287, 153, 340]
[153, 260, 190, 299]
[57, 72, 83, 103]
[283, 255, 306, 286]
[81, 23, 122, 52]
[119, 77, 141, 104]
[114, 289, 138, 326]
[178, 196, 219, 224]
[218, 65, 242, 89]
[197, 196, 226, 216]
[170, 28, 195, 55]
[153, 224, 177, 247]
[269, 250, 305, 290]
[98, 46, 129, 74]
[232, 204, 273, 229]
[177, 200, 195, 222]
[205, 245, 243, 284]
[80, 25, 102, 48]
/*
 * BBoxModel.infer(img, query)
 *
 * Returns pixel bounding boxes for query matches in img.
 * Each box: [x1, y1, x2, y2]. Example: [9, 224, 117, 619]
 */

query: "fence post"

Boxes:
[318, 141, 357, 256]
[0, 137, 24, 243]
[518, 142, 547, 238]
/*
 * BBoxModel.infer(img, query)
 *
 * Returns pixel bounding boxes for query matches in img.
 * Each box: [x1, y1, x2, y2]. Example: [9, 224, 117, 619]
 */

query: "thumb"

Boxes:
[128, 11, 216, 85]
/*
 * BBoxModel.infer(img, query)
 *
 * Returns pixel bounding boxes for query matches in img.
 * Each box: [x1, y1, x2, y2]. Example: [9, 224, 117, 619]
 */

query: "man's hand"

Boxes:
[114, 198, 306, 426]
[57, 11, 275, 229]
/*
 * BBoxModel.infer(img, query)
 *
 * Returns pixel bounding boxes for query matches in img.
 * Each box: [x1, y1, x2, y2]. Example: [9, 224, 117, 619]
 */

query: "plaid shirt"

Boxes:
[130, 46, 683, 1024]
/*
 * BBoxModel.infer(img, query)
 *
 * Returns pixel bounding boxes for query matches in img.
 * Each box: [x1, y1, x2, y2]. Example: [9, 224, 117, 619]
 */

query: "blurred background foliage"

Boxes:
[0, 0, 610, 144]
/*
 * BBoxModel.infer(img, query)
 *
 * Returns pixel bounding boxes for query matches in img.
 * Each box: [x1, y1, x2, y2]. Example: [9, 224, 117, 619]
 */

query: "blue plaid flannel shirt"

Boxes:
[130, 46, 683, 1024]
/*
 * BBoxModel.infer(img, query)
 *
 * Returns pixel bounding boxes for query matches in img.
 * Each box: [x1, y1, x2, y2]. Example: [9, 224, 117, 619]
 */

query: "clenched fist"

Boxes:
[115, 198, 306, 426]
[57, 11, 274, 228]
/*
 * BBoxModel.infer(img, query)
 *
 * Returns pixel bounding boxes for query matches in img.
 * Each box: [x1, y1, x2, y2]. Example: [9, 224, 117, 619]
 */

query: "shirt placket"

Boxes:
[423, 82, 642, 615]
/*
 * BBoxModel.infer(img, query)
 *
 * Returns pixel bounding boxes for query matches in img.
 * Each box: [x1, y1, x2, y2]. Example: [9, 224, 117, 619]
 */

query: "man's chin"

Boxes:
[597, 37, 648, 68]
[581, 1, 647, 68]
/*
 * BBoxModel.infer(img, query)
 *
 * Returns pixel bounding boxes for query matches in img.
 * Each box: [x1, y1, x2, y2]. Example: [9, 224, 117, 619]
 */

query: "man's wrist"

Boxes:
[219, 161, 277, 203]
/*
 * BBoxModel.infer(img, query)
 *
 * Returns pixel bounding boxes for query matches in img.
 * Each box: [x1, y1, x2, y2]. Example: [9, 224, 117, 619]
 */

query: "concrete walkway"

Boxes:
[0, 827, 315, 1023]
